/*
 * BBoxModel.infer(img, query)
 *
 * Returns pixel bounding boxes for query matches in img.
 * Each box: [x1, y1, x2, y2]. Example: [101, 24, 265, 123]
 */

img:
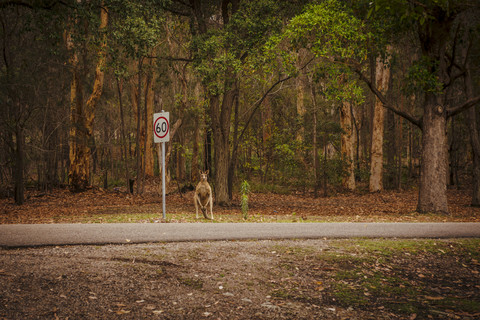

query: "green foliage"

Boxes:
[192, 0, 283, 94]
[367, 0, 455, 28]
[322, 154, 350, 188]
[281, 0, 369, 62]
[240, 180, 251, 220]
[404, 56, 443, 94]
[314, 63, 365, 104]
[110, 1, 164, 60]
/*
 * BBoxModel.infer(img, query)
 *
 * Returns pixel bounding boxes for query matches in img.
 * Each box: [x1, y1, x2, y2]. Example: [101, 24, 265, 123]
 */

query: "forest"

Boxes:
[1, 0, 480, 215]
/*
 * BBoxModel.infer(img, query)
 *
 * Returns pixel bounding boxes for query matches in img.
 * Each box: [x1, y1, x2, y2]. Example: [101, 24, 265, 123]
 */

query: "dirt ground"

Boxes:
[1, 187, 480, 224]
[1, 239, 480, 319]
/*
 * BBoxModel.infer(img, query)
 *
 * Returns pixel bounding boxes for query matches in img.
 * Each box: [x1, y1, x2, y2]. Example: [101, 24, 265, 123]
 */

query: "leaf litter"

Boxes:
[0, 187, 479, 223]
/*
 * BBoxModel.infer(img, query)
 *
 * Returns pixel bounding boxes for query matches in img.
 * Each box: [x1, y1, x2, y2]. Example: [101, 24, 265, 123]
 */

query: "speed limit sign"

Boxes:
[154, 111, 170, 219]
[153, 112, 170, 143]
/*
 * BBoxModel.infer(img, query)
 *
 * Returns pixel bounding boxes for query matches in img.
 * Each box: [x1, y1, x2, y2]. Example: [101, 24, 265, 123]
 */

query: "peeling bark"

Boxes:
[369, 49, 391, 192]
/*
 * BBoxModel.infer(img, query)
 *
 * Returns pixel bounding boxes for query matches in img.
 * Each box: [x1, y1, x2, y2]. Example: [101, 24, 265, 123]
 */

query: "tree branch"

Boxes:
[0, 0, 69, 9]
[159, 0, 192, 17]
[447, 95, 480, 118]
[145, 55, 193, 63]
[232, 57, 315, 155]
[353, 67, 423, 130]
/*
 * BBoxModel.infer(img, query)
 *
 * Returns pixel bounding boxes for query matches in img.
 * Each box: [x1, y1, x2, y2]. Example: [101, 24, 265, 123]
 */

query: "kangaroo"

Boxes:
[194, 170, 213, 220]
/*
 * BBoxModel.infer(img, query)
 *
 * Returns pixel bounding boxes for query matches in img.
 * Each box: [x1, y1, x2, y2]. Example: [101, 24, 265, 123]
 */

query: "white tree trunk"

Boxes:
[341, 101, 355, 191]
[369, 49, 391, 192]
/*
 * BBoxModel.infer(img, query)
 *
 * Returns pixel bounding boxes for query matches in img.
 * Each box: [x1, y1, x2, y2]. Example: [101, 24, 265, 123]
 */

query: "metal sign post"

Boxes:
[162, 141, 166, 219]
[153, 111, 170, 220]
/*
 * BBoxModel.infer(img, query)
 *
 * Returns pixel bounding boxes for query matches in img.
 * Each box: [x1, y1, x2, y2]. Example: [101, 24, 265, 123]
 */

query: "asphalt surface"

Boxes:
[1, 222, 479, 248]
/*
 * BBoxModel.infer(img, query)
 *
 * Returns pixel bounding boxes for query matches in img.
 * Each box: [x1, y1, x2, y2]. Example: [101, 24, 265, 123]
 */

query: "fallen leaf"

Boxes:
[115, 309, 131, 315]
[424, 296, 444, 301]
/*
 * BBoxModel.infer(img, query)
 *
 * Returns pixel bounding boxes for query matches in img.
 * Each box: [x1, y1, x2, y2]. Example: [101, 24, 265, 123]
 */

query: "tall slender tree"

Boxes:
[67, 1, 108, 192]
[369, 46, 391, 192]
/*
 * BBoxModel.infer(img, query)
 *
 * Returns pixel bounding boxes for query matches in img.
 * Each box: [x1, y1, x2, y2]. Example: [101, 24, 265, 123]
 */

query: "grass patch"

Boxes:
[330, 282, 369, 307]
[63, 211, 329, 223]
[307, 239, 480, 316]
[329, 238, 448, 257]
[177, 277, 203, 290]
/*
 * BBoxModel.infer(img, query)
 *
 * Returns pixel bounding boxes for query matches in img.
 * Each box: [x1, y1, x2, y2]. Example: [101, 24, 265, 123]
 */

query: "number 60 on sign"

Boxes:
[153, 112, 170, 143]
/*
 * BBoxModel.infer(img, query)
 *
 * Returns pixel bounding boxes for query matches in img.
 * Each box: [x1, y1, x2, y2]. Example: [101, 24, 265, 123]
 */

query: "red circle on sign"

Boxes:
[154, 116, 169, 139]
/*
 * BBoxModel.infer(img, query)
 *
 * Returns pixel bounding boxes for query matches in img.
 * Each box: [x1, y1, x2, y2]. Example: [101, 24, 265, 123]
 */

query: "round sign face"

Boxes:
[154, 116, 169, 139]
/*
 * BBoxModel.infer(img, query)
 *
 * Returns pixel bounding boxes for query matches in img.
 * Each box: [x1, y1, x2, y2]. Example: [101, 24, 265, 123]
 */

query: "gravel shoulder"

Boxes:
[1, 239, 479, 319]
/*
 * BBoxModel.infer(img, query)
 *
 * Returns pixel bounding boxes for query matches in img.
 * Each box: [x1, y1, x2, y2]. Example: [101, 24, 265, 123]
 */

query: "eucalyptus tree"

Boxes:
[365, 0, 480, 213]
[273, 0, 368, 191]
[109, 0, 164, 194]
[65, 0, 108, 192]
[277, 0, 480, 213]
[163, 0, 290, 205]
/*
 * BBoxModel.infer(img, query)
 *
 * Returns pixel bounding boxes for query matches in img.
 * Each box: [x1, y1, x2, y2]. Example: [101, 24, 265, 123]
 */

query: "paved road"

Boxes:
[1, 222, 479, 248]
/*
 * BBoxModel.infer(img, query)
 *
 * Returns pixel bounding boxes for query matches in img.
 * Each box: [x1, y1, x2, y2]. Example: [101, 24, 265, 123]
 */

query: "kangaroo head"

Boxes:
[199, 170, 209, 182]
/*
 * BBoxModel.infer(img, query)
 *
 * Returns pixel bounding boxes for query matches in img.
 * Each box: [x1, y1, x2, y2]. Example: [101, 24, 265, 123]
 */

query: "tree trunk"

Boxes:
[204, 125, 212, 173]
[415, 14, 452, 214]
[14, 124, 24, 205]
[144, 67, 155, 177]
[464, 55, 480, 206]
[386, 109, 396, 188]
[191, 116, 200, 184]
[228, 92, 240, 200]
[310, 76, 320, 198]
[214, 138, 230, 205]
[210, 91, 231, 205]
[210, 77, 237, 206]
[116, 78, 131, 193]
[68, 4, 107, 192]
[469, 106, 480, 206]
[340, 101, 355, 191]
[396, 112, 403, 190]
[369, 51, 391, 192]
[191, 83, 202, 184]
[417, 95, 449, 213]
[67, 32, 86, 192]
[296, 73, 306, 142]
[135, 58, 143, 195]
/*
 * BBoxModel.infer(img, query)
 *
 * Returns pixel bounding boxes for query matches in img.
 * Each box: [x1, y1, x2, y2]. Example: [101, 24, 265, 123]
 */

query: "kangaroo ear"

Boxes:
[205, 170, 209, 175]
